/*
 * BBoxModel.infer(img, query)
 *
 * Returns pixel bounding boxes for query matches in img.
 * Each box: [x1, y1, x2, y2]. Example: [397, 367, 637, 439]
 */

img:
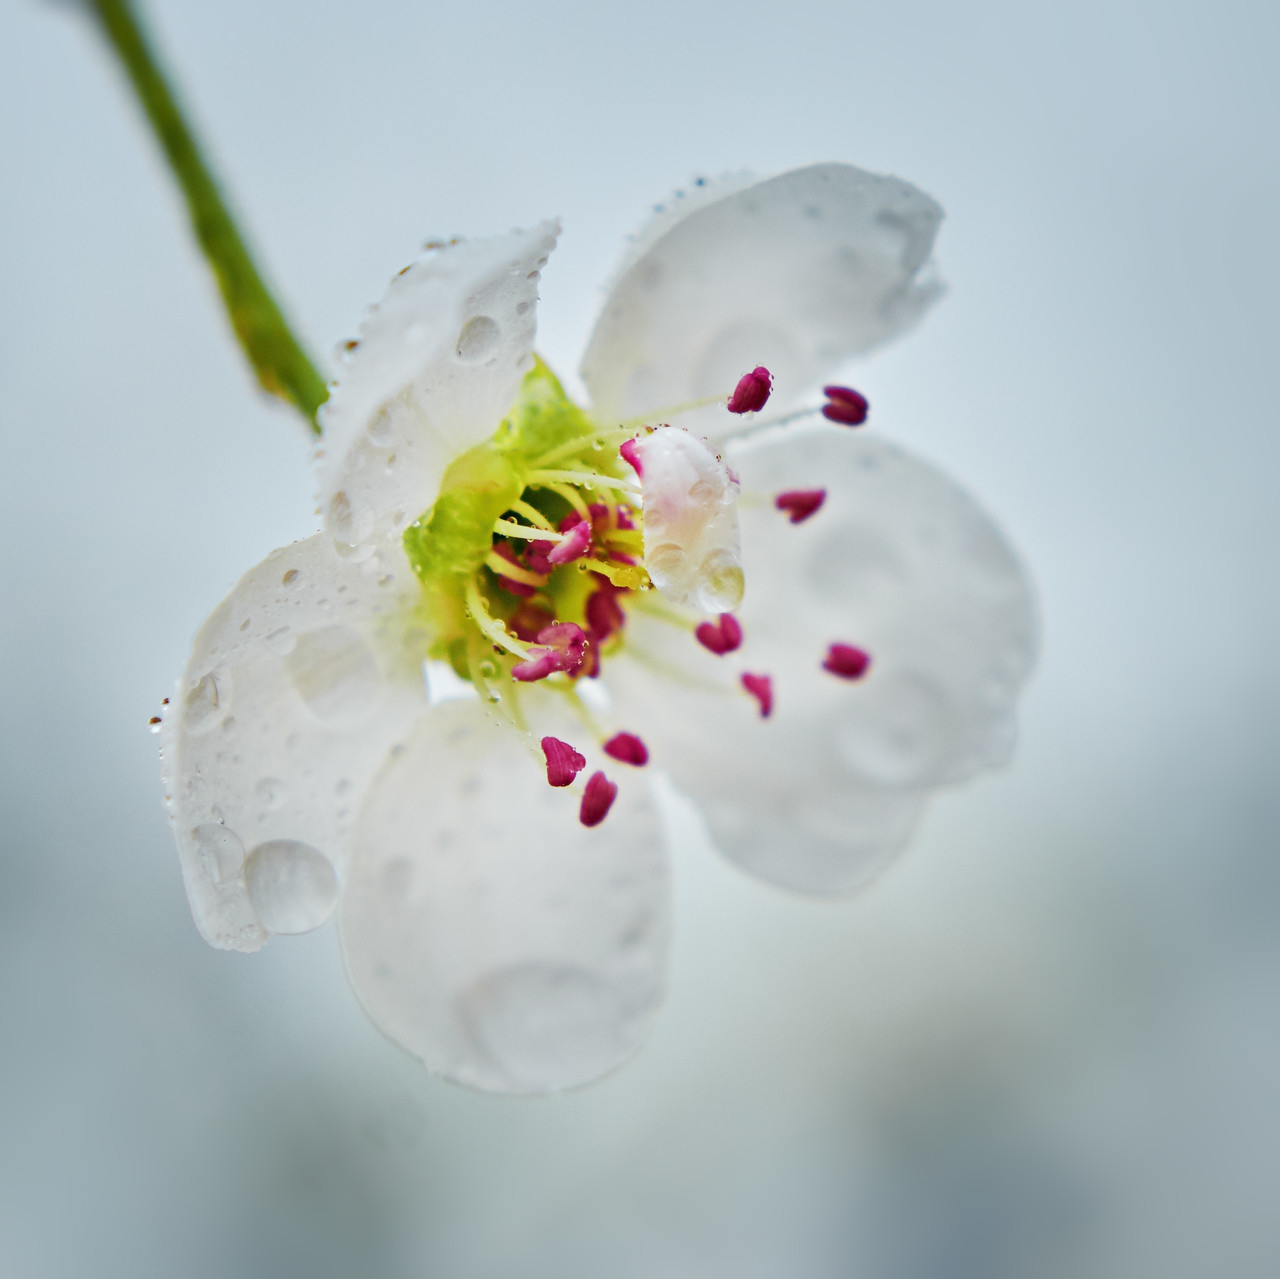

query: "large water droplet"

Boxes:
[191, 823, 245, 884]
[329, 489, 374, 548]
[460, 962, 628, 1092]
[646, 542, 686, 583]
[696, 548, 744, 612]
[284, 626, 380, 724]
[243, 840, 338, 935]
[183, 673, 225, 735]
[455, 315, 500, 363]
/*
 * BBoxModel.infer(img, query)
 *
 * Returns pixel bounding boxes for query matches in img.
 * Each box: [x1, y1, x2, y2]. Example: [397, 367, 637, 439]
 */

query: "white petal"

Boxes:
[161, 534, 426, 950]
[340, 700, 670, 1095]
[606, 425, 1036, 896]
[316, 222, 560, 553]
[580, 164, 943, 430]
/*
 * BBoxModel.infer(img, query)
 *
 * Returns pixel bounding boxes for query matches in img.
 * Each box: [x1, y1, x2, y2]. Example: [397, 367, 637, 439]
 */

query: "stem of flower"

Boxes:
[85, 0, 329, 433]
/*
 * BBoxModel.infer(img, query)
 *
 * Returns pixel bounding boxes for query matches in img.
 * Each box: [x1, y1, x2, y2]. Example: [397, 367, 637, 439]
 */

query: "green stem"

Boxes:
[87, 0, 328, 433]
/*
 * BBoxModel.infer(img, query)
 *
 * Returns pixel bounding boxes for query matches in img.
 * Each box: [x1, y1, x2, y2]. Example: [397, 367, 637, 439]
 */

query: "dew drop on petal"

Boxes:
[191, 823, 246, 885]
[695, 548, 745, 613]
[243, 840, 339, 935]
[459, 962, 628, 1093]
[455, 315, 501, 363]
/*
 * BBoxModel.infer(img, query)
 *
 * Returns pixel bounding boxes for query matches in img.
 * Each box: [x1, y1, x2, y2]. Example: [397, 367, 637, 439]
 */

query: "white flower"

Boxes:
[160, 164, 1036, 1095]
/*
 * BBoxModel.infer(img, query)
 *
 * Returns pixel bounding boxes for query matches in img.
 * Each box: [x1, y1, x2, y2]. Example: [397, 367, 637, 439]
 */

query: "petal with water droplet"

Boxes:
[580, 164, 943, 431]
[605, 426, 1036, 897]
[340, 702, 670, 1094]
[162, 533, 424, 951]
[318, 223, 561, 552]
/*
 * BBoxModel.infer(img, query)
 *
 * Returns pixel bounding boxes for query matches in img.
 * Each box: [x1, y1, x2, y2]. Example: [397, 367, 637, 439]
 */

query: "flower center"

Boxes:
[401, 357, 654, 703]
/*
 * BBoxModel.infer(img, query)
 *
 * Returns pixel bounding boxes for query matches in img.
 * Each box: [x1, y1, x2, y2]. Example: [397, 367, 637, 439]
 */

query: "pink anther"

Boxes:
[541, 736, 586, 787]
[822, 643, 871, 680]
[728, 366, 773, 414]
[821, 385, 869, 426]
[619, 438, 644, 477]
[695, 613, 743, 655]
[511, 622, 589, 681]
[548, 520, 592, 565]
[524, 539, 556, 575]
[603, 732, 649, 766]
[774, 489, 826, 524]
[586, 584, 627, 643]
[508, 601, 554, 642]
[740, 672, 774, 718]
[579, 771, 619, 827]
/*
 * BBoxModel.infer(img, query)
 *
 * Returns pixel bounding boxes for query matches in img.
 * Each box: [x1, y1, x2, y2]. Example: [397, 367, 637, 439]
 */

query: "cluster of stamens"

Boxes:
[431, 366, 878, 830]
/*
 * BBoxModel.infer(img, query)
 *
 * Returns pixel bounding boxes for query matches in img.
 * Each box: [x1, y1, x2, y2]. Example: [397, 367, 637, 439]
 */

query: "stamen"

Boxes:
[508, 601, 555, 642]
[821, 385, 869, 426]
[579, 771, 619, 827]
[822, 643, 871, 680]
[493, 518, 567, 542]
[619, 438, 643, 477]
[541, 736, 587, 787]
[727, 366, 773, 415]
[528, 468, 639, 494]
[530, 425, 640, 470]
[464, 578, 533, 659]
[586, 584, 627, 642]
[774, 489, 826, 524]
[541, 481, 593, 524]
[486, 543, 547, 596]
[740, 672, 774, 718]
[511, 622, 589, 682]
[547, 520, 592, 565]
[508, 499, 556, 531]
[603, 732, 648, 766]
[695, 613, 743, 655]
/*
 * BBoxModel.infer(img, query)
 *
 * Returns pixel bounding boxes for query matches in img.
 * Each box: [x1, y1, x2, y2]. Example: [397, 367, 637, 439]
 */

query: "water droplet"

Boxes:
[183, 673, 225, 735]
[282, 569, 301, 587]
[460, 962, 629, 1092]
[191, 824, 245, 884]
[695, 549, 744, 612]
[254, 777, 288, 810]
[243, 840, 338, 935]
[329, 489, 374, 549]
[284, 625, 380, 724]
[455, 315, 500, 363]
[147, 716, 162, 734]
[646, 542, 686, 580]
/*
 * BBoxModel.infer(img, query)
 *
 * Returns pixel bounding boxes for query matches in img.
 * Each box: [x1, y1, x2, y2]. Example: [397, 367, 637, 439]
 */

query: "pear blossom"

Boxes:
[159, 164, 1036, 1095]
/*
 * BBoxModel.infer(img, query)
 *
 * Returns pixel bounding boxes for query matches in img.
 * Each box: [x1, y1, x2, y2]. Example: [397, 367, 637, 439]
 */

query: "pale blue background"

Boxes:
[1, 0, 1277, 1275]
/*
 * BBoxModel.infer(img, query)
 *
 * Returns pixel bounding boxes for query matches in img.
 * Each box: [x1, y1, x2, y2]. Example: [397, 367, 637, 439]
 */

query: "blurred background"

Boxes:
[1, 0, 1277, 1274]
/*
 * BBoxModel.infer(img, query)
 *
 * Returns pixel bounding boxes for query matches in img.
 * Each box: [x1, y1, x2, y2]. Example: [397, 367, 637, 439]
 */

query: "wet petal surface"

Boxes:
[161, 534, 425, 950]
[580, 164, 943, 430]
[318, 223, 560, 553]
[607, 425, 1037, 896]
[340, 702, 670, 1094]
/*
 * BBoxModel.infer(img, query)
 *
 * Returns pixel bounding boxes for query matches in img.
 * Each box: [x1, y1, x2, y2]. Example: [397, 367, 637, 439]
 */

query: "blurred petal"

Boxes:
[580, 164, 943, 430]
[607, 425, 1037, 896]
[317, 222, 560, 553]
[161, 534, 425, 951]
[340, 701, 670, 1094]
